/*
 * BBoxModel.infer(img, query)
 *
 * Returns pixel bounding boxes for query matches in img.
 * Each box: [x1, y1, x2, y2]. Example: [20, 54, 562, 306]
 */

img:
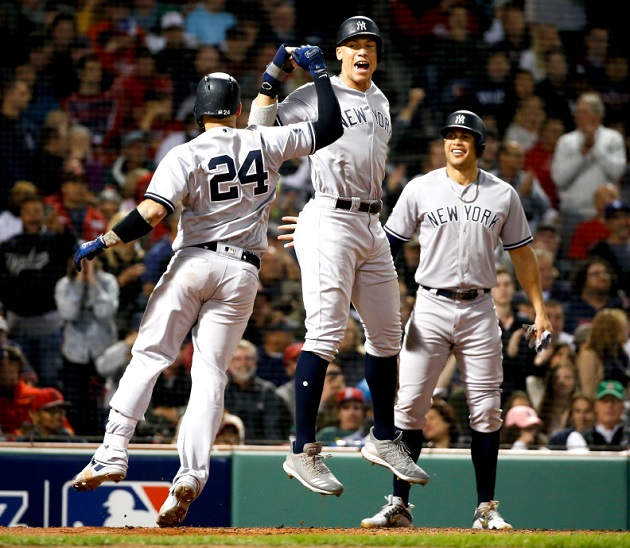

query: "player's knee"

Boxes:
[302, 341, 336, 364]
[364, 334, 401, 358]
[394, 403, 428, 431]
[468, 393, 502, 433]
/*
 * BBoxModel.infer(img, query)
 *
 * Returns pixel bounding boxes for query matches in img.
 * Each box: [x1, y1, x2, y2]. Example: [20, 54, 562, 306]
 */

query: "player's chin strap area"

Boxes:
[190, 241, 261, 269]
[420, 286, 491, 301]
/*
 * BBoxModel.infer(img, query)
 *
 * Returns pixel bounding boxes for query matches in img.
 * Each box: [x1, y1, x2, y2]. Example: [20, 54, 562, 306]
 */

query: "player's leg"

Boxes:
[352, 224, 427, 485]
[361, 290, 452, 527]
[71, 250, 209, 491]
[286, 204, 358, 495]
[455, 299, 513, 530]
[158, 258, 259, 527]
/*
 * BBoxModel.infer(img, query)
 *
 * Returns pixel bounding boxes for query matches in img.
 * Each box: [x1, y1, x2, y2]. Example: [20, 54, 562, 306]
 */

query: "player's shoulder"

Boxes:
[406, 167, 445, 187]
[480, 168, 512, 189]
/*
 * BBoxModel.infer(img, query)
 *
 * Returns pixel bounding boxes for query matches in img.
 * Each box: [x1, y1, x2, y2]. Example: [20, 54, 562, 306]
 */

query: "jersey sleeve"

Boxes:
[500, 185, 534, 250]
[384, 177, 422, 241]
[258, 122, 317, 165]
[144, 145, 192, 214]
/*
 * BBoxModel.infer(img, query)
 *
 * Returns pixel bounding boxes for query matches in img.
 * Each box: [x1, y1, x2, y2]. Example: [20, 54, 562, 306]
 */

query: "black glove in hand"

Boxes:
[74, 234, 107, 271]
[292, 45, 327, 77]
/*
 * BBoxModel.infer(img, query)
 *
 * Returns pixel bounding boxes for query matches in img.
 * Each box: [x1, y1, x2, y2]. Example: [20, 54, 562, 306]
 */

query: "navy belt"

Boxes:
[335, 198, 382, 214]
[421, 286, 491, 301]
[191, 242, 261, 270]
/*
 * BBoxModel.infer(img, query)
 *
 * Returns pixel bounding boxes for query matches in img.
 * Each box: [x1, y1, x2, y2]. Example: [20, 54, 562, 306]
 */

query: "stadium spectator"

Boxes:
[184, 0, 237, 47]
[316, 386, 367, 445]
[564, 257, 625, 335]
[422, 398, 460, 448]
[55, 255, 118, 437]
[551, 92, 626, 257]
[576, 308, 630, 398]
[0, 77, 36, 210]
[566, 379, 629, 451]
[536, 361, 579, 436]
[0, 181, 38, 245]
[524, 117, 565, 210]
[224, 339, 292, 444]
[568, 182, 621, 260]
[17, 386, 79, 442]
[501, 404, 548, 450]
[0, 195, 76, 387]
[276, 341, 303, 428]
[504, 95, 547, 152]
[519, 23, 563, 83]
[547, 393, 595, 449]
[316, 361, 347, 431]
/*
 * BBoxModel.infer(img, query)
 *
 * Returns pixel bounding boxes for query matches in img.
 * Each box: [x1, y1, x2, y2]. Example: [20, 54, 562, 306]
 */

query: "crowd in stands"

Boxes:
[0, 0, 629, 450]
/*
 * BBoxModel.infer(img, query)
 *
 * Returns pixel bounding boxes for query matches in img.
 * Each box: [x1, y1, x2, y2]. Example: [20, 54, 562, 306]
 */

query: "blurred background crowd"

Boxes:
[0, 0, 629, 451]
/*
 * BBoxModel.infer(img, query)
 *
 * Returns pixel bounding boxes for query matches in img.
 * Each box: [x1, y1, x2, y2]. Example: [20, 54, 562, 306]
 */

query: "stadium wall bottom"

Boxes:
[0, 445, 627, 530]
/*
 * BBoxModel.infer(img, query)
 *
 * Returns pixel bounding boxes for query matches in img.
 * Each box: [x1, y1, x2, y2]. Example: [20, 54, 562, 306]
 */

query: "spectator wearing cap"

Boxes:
[17, 387, 80, 442]
[97, 188, 123, 224]
[316, 387, 367, 445]
[106, 131, 155, 191]
[214, 411, 245, 445]
[0, 345, 41, 439]
[588, 200, 630, 296]
[501, 404, 548, 450]
[566, 380, 629, 451]
[154, 11, 198, 110]
[276, 341, 303, 428]
[568, 183, 621, 261]
[256, 319, 298, 387]
[44, 168, 107, 241]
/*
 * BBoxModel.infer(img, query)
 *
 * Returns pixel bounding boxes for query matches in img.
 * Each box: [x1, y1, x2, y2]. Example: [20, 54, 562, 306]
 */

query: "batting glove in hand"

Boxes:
[260, 44, 295, 97]
[292, 45, 327, 78]
[523, 324, 552, 352]
[74, 234, 108, 272]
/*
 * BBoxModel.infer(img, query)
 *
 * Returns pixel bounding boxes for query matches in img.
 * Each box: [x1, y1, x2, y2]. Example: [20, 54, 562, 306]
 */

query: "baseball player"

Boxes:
[248, 16, 429, 496]
[360, 110, 552, 529]
[70, 49, 343, 528]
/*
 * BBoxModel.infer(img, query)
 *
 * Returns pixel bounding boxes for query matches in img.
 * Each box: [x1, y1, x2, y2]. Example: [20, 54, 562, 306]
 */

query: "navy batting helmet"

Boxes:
[336, 16, 383, 61]
[440, 110, 486, 156]
[193, 72, 241, 129]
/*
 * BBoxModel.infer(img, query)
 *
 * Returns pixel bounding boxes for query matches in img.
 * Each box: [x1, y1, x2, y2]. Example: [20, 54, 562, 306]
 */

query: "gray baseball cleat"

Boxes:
[71, 444, 128, 491]
[157, 478, 199, 527]
[361, 495, 414, 528]
[283, 441, 344, 496]
[472, 500, 513, 530]
[361, 427, 430, 484]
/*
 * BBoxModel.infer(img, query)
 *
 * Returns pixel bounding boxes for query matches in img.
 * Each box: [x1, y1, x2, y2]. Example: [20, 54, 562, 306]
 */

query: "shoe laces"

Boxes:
[380, 495, 413, 517]
[479, 500, 502, 520]
[302, 450, 333, 475]
[383, 437, 414, 466]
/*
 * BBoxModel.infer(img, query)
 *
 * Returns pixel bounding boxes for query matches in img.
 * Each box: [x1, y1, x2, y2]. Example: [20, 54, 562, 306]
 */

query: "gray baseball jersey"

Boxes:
[385, 167, 533, 289]
[275, 75, 390, 199]
[145, 123, 316, 255]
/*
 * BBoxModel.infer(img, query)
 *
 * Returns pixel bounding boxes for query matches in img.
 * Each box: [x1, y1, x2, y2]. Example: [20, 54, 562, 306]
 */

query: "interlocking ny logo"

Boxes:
[356, 20, 367, 31]
[455, 114, 466, 124]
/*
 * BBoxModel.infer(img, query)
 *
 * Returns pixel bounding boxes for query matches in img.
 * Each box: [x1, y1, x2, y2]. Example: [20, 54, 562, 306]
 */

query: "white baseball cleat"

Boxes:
[472, 500, 513, 530]
[283, 442, 344, 496]
[157, 478, 199, 527]
[360, 495, 414, 528]
[71, 445, 128, 491]
[361, 427, 430, 485]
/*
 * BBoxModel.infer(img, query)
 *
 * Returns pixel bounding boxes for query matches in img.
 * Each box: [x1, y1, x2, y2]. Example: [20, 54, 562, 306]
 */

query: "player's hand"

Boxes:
[292, 45, 327, 77]
[278, 215, 298, 248]
[260, 44, 295, 97]
[74, 235, 107, 272]
[522, 323, 553, 352]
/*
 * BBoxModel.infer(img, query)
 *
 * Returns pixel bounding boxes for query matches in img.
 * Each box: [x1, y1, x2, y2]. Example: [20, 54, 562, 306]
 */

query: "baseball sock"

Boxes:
[392, 429, 423, 505]
[470, 428, 500, 505]
[364, 353, 397, 440]
[293, 350, 328, 453]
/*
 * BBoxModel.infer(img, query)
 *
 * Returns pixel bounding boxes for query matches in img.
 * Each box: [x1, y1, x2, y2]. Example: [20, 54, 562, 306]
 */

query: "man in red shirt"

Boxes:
[568, 182, 620, 260]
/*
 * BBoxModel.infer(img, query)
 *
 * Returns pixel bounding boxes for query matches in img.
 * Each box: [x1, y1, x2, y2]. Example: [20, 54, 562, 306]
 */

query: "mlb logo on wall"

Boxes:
[62, 481, 170, 527]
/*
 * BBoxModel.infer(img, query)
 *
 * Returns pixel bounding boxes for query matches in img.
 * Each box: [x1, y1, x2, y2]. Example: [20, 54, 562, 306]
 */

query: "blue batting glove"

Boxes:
[260, 44, 295, 97]
[74, 234, 107, 271]
[291, 45, 327, 78]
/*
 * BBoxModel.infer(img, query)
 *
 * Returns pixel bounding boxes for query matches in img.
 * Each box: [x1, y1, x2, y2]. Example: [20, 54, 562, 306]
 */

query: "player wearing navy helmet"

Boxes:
[69, 52, 343, 527]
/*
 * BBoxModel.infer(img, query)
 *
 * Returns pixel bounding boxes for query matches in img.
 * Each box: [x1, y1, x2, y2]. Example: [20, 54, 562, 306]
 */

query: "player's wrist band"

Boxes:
[112, 208, 153, 243]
